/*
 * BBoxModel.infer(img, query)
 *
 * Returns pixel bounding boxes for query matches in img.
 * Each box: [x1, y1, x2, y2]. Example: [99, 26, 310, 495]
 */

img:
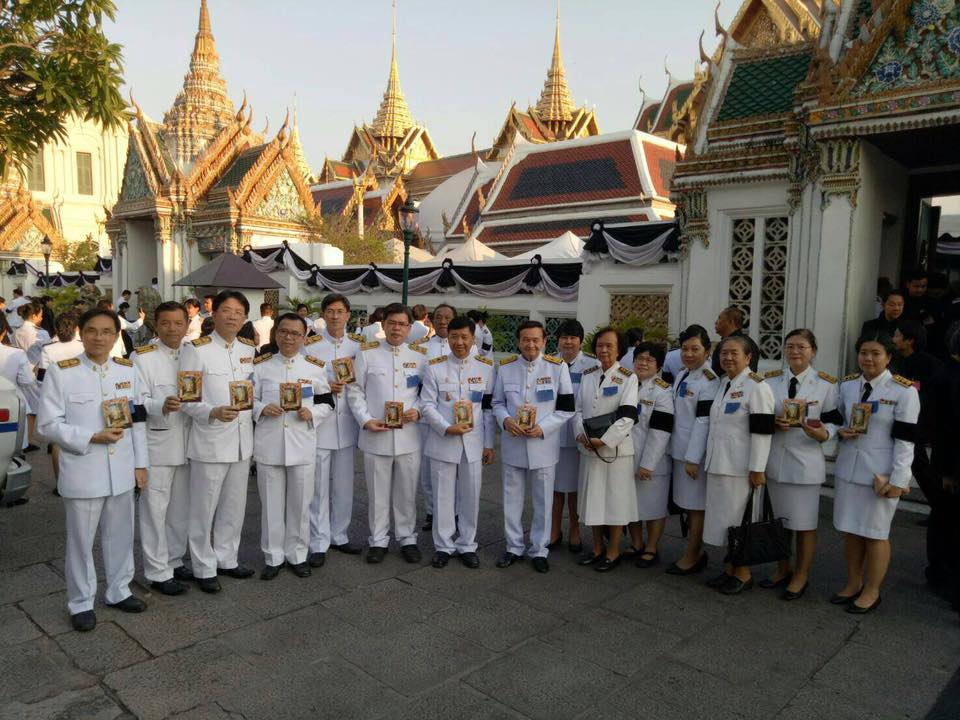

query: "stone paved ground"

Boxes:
[1, 451, 958, 720]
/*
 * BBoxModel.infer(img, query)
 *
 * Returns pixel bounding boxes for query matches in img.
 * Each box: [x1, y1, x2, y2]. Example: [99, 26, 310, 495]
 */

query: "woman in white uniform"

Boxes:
[574, 328, 639, 572]
[833, 331, 919, 614]
[763, 329, 842, 600]
[628, 342, 674, 568]
[702, 335, 775, 595]
[665, 325, 719, 576]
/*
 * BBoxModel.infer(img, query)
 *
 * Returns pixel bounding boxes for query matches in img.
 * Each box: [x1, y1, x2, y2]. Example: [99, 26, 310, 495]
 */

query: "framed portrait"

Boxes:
[453, 400, 474, 429]
[178, 371, 202, 402]
[101, 397, 132, 429]
[384, 401, 403, 428]
[849, 402, 872, 433]
[782, 399, 805, 426]
[229, 380, 254, 411]
[332, 357, 355, 384]
[280, 382, 302, 411]
[517, 403, 537, 431]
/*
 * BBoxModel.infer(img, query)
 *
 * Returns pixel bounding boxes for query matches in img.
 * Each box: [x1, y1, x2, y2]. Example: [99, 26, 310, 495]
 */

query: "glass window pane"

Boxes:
[27, 150, 44, 191]
[76, 152, 93, 195]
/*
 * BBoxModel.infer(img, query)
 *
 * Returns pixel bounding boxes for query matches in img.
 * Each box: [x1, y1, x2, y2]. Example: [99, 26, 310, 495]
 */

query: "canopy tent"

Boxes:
[173, 251, 282, 289]
[514, 231, 583, 260]
[386, 237, 435, 264]
[433, 235, 506, 262]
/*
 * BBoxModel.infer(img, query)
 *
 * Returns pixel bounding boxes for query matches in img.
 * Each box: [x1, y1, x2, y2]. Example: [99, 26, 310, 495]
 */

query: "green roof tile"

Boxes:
[213, 145, 268, 190]
[716, 52, 811, 122]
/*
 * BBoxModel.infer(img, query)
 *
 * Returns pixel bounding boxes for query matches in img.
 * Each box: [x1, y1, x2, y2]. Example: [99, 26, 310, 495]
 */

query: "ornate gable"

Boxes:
[255, 170, 307, 221]
[121, 145, 152, 201]
[11, 225, 44, 254]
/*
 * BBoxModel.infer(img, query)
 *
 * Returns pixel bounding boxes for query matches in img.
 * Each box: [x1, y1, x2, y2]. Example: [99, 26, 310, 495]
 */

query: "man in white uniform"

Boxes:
[183, 298, 203, 343]
[179, 291, 257, 594]
[252, 313, 334, 579]
[38, 309, 148, 632]
[347, 303, 427, 564]
[39, 313, 84, 486]
[303, 293, 364, 565]
[133, 302, 193, 596]
[420, 315, 496, 569]
[251, 302, 274, 350]
[6, 288, 29, 330]
[467, 310, 494, 357]
[408, 305, 430, 344]
[492, 320, 575, 573]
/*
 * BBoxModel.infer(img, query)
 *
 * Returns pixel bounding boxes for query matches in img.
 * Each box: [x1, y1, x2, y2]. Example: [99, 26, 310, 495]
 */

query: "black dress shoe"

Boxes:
[829, 590, 862, 605]
[567, 542, 583, 554]
[106, 595, 147, 613]
[173, 566, 195, 582]
[460, 552, 480, 569]
[150, 579, 188, 596]
[421, 514, 433, 531]
[546, 533, 563, 550]
[198, 577, 221, 593]
[366, 546, 387, 564]
[432, 551, 451, 568]
[330, 542, 362, 555]
[217, 565, 255, 579]
[665, 552, 708, 576]
[71, 610, 96, 632]
[578, 552, 604, 566]
[706, 572, 733, 589]
[288, 562, 311, 578]
[635, 551, 660, 569]
[261, 564, 282, 581]
[24, 443, 39, 453]
[532, 557, 550, 574]
[781, 582, 809, 601]
[496, 552, 522, 568]
[400, 544, 422, 563]
[595, 556, 621, 572]
[759, 573, 792, 590]
[719, 576, 754, 595]
[846, 595, 881, 614]
[308, 552, 326, 568]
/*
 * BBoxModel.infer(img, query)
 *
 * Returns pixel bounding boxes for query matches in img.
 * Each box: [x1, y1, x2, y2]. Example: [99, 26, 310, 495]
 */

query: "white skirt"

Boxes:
[767, 478, 820, 532]
[635, 471, 670, 521]
[578, 454, 638, 526]
[703, 473, 752, 547]
[672, 458, 707, 511]
[554, 446, 582, 493]
[833, 479, 899, 541]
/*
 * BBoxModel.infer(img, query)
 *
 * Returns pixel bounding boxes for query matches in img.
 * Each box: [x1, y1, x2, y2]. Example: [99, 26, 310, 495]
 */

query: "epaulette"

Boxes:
[113, 357, 133, 367]
[253, 353, 272, 364]
[703, 369, 716, 381]
[544, 354, 562, 365]
[582, 366, 599, 375]
[348, 333, 363, 343]
[583, 351, 596, 358]
[475, 354, 493, 366]
[817, 370, 837, 384]
[500, 355, 518, 366]
[237, 337, 255, 347]
[429, 356, 446, 365]
[191, 336, 212, 347]
[892, 374, 913, 388]
[409, 344, 427, 355]
[305, 355, 325, 368]
[617, 366, 633, 377]
[654, 377, 671, 389]
[305, 335, 323, 345]
[764, 369, 783, 379]
[361, 341, 379, 351]
[57, 358, 80, 369]
[749, 372, 764, 383]
[134, 344, 156, 355]
[842, 372, 861, 382]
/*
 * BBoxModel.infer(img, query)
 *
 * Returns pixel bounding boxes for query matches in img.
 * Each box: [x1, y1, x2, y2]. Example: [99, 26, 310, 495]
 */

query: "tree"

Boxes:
[0, 0, 126, 176]
[56, 232, 99, 271]
[300, 212, 392, 266]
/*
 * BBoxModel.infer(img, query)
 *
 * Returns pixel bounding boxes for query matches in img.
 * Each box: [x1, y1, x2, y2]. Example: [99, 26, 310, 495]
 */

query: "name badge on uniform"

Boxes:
[406, 374, 420, 388]
[729, 391, 743, 399]
[301, 385, 314, 399]
[724, 402, 740, 414]
[535, 387, 554, 402]
[469, 390, 483, 402]
[870, 400, 880, 413]
[602, 385, 618, 396]
[677, 382, 688, 397]
[240, 356, 252, 363]
[115, 381, 131, 390]
[570, 372, 582, 384]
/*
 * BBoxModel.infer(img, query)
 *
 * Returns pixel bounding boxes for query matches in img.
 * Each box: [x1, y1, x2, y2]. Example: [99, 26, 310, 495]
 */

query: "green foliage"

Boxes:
[283, 295, 322, 317]
[584, 314, 673, 351]
[0, 0, 127, 176]
[56, 233, 99, 271]
[39, 282, 101, 316]
[300, 213, 392, 266]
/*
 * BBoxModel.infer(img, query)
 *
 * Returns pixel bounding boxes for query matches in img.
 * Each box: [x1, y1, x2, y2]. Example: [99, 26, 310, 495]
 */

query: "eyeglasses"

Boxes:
[385, 320, 410, 328]
[784, 344, 812, 352]
[276, 329, 304, 339]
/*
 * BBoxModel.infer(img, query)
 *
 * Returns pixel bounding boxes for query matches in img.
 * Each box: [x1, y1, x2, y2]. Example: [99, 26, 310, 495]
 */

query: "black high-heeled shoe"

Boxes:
[665, 552, 708, 576]
[546, 533, 563, 550]
[781, 582, 808, 601]
[846, 595, 881, 614]
[829, 589, 862, 605]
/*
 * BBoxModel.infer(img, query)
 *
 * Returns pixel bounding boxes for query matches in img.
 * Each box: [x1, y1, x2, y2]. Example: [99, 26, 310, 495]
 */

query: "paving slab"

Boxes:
[17, 588, 74, 635]
[774, 683, 885, 720]
[55, 621, 151, 674]
[0, 603, 42, 646]
[321, 577, 453, 633]
[0, 686, 124, 720]
[382, 681, 523, 720]
[433, 588, 558, 652]
[0, 562, 64, 604]
[0, 635, 97, 704]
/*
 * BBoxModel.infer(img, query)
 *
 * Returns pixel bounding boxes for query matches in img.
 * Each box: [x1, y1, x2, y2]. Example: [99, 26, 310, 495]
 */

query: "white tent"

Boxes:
[513, 231, 584, 260]
[433, 235, 507, 262]
[385, 237, 434, 263]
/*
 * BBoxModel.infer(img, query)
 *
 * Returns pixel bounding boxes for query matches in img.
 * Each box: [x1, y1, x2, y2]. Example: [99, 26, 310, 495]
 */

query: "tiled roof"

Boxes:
[213, 144, 267, 189]
[642, 142, 677, 198]
[363, 195, 384, 227]
[520, 113, 548, 142]
[312, 185, 354, 217]
[477, 214, 648, 246]
[404, 151, 481, 200]
[635, 102, 660, 132]
[653, 83, 694, 133]
[488, 139, 642, 212]
[716, 52, 812, 122]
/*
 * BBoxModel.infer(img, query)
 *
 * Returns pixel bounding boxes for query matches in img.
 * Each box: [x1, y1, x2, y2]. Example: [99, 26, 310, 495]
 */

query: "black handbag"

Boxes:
[583, 411, 616, 438]
[725, 487, 791, 566]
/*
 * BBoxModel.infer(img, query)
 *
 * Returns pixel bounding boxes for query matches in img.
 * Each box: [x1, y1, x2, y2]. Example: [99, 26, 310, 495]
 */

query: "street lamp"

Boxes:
[397, 198, 419, 306]
[39, 235, 53, 290]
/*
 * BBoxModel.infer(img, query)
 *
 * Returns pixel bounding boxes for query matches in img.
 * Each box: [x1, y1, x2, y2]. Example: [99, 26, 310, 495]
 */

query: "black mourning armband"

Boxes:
[556, 393, 575, 412]
[616, 405, 639, 423]
[481, 393, 493, 410]
[695, 399, 713, 418]
[749, 413, 775, 435]
[649, 409, 674, 433]
[314, 392, 335, 408]
[36, 368, 46, 382]
[132, 404, 147, 423]
[892, 420, 917, 443]
[820, 408, 843, 426]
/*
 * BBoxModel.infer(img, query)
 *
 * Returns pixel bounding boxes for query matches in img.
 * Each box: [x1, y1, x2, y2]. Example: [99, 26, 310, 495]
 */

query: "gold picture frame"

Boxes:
[384, 401, 403, 428]
[849, 402, 872, 433]
[332, 357, 356, 384]
[280, 382, 302, 411]
[229, 380, 253, 411]
[101, 397, 132, 429]
[454, 400, 474, 429]
[178, 371, 202, 402]
[783, 399, 805, 426]
[517, 403, 537, 431]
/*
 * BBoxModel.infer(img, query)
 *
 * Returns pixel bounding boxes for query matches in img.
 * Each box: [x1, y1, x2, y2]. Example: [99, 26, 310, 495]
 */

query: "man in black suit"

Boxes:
[861, 288, 905, 340]
[711, 306, 760, 373]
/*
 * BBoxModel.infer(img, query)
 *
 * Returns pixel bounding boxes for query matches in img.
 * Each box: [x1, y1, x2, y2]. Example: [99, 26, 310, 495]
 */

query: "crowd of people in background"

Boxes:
[0, 265, 958, 633]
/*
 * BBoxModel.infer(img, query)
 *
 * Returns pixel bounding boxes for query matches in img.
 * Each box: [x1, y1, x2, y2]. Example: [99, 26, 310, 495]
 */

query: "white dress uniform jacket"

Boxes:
[633, 376, 675, 475]
[560, 352, 602, 449]
[184, 313, 203, 343]
[252, 352, 334, 465]
[251, 316, 274, 350]
[133, 341, 191, 466]
[474, 324, 494, 357]
[705, 369, 776, 476]
[573, 363, 639, 460]
[554, 351, 600, 494]
[179, 332, 256, 462]
[303, 331, 362, 450]
[408, 320, 430, 344]
[39, 338, 84, 379]
[421, 353, 496, 463]
[670, 362, 720, 465]
[492, 353, 575, 470]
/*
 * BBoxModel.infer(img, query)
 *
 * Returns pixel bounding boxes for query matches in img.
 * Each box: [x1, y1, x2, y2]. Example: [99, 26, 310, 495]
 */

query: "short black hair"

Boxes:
[897, 319, 927, 351]
[275, 312, 307, 333]
[382, 302, 413, 324]
[625, 327, 644, 347]
[259, 302, 273, 315]
[556, 319, 584, 342]
[904, 268, 927, 283]
[719, 334, 753, 357]
[200, 317, 215, 336]
[591, 326, 626, 358]
[679, 324, 711, 350]
[321, 293, 351, 312]
[96, 298, 113, 311]
[184, 298, 200, 310]
[55, 312, 78, 342]
[155, 301, 188, 322]
[855, 330, 896, 356]
[720, 306, 745, 329]
[78, 308, 120, 332]
[18, 301, 41, 319]
[12, 288, 22, 297]
[121, 289, 131, 296]
[516, 319, 545, 339]
[633, 341, 666, 368]
[447, 316, 475, 335]
[204, 294, 216, 301]
[466, 309, 488, 323]
[411, 303, 428, 321]
[784, 328, 818, 352]
[432, 303, 457, 320]
[118, 302, 130, 312]
[882, 288, 906, 303]
[212, 290, 249, 315]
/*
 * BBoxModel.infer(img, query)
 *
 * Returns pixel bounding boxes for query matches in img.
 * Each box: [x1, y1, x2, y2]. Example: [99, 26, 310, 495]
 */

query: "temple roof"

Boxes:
[370, 27, 414, 141]
[403, 150, 483, 200]
[535, 9, 575, 124]
[716, 50, 812, 122]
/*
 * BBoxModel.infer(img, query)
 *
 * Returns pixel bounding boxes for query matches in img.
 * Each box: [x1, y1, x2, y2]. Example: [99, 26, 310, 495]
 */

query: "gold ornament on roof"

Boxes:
[370, 1, 414, 143]
[535, 5, 575, 127]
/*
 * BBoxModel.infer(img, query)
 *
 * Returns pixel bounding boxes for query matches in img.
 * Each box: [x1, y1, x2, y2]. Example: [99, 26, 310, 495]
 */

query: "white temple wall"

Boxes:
[577, 263, 681, 334]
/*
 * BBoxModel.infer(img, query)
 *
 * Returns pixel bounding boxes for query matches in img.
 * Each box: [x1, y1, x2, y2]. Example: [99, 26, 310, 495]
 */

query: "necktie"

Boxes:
[861, 382, 872, 403]
[788, 377, 798, 399]
[723, 381, 731, 398]
[675, 370, 689, 396]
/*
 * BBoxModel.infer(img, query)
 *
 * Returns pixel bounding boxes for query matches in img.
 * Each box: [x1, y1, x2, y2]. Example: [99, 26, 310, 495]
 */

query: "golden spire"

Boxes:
[370, 0, 414, 144]
[163, 0, 236, 168]
[535, 2, 575, 127]
[290, 96, 315, 184]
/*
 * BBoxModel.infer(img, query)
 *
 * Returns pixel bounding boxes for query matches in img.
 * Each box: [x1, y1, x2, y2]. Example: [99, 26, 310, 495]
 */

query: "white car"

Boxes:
[0, 375, 32, 504]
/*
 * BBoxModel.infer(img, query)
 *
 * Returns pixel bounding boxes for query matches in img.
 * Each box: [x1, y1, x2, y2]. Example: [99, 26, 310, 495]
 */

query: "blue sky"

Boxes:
[107, 1, 738, 166]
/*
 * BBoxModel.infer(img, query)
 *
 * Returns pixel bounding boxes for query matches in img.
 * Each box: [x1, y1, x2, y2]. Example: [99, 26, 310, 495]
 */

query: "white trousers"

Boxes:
[419, 424, 433, 513]
[431, 454, 482, 554]
[364, 451, 420, 548]
[309, 447, 354, 552]
[139, 464, 190, 582]
[188, 459, 250, 579]
[258, 463, 314, 566]
[64, 491, 135, 614]
[502, 464, 555, 559]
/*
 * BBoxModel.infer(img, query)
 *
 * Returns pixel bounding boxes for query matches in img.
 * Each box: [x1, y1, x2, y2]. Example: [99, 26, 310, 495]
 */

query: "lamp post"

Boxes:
[39, 235, 53, 290]
[397, 198, 419, 307]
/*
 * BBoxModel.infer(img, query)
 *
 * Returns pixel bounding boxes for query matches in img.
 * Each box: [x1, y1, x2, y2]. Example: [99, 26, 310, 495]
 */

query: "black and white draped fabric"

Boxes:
[581, 220, 681, 272]
[936, 233, 960, 257]
[7, 260, 99, 287]
[93, 256, 113, 274]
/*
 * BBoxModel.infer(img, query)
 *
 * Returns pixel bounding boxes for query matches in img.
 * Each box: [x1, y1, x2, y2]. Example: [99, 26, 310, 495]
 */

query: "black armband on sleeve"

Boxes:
[892, 420, 917, 443]
[661, 371, 674, 385]
[695, 399, 713, 418]
[556, 393, 575, 412]
[314, 392, 335, 408]
[481, 342, 492, 351]
[749, 413, 775, 435]
[820, 408, 843, 426]
[132, 404, 147, 423]
[36, 368, 46, 382]
[616, 405, 639, 423]
[649, 409, 674, 433]
[481, 393, 493, 410]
